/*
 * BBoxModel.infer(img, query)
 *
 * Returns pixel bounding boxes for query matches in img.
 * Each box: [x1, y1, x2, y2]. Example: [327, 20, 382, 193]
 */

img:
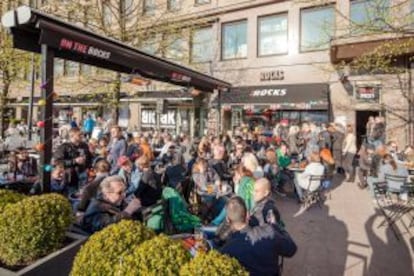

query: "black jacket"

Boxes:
[134, 169, 162, 207]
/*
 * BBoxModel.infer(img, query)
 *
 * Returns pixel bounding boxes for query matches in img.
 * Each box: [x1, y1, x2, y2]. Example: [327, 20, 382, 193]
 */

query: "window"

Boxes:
[65, 61, 79, 77]
[165, 35, 186, 63]
[191, 27, 213, 63]
[168, 0, 180, 11]
[103, 3, 112, 26]
[222, 20, 247, 60]
[123, 0, 134, 19]
[140, 35, 159, 55]
[300, 6, 334, 52]
[258, 13, 288, 56]
[195, 0, 210, 5]
[143, 0, 156, 15]
[54, 59, 64, 77]
[350, 0, 390, 34]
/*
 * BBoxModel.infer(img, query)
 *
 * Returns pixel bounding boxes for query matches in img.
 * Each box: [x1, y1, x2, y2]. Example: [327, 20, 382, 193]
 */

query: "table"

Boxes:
[170, 233, 212, 256]
[196, 183, 232, 198]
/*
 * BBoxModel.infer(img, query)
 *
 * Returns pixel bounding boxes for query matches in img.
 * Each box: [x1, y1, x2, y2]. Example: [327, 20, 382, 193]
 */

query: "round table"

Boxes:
[196, 183, 232, 197]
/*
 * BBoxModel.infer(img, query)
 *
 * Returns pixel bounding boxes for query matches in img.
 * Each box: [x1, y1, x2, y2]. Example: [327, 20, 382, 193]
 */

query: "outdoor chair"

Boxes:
[302, 175, 325, 209]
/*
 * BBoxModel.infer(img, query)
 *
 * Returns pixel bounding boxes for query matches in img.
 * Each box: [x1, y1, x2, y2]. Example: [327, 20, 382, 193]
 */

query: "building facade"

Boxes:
[5, 0, 414, 147]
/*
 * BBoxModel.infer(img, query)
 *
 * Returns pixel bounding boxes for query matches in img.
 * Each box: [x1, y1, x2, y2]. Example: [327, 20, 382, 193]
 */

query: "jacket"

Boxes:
[81, 197, 129, 233]
[220, 224, 297, 276]
[134, 169, 162, 207]
[249, 195, 282, 228]
[107, 137, 127, 174]
[77, 174, 108, 212]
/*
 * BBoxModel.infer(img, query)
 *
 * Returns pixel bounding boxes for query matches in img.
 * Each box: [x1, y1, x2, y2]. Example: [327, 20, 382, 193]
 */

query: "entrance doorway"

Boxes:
[355, 110, 380, 150]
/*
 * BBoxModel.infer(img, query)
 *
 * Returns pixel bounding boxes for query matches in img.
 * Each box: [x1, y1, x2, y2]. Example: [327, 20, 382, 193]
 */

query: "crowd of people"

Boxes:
[2, 114, 414, 275]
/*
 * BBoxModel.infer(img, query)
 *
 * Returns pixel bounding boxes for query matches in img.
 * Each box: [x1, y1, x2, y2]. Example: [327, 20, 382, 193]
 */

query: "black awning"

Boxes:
[1, 6, 231, 92]
[218, 83, 329, 110]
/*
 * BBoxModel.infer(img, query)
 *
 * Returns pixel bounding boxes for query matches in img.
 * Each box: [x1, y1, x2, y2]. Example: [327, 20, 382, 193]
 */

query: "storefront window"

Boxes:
[258, 13, 288, 56]
[300, 6, 334, 52]
[191, 27, 213, 63]
[350, 0, 389, 34]
[221, 20, 247, 60]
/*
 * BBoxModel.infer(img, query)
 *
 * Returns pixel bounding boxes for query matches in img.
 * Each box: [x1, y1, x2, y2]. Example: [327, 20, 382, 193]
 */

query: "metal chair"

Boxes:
[302, 175, 325, 209]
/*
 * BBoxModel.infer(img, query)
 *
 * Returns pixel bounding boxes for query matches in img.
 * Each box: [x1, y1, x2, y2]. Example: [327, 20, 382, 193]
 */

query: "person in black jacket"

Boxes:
[220, 197, 297, 276]
[81, 175, 141, 233]
[134, 155, 162, 207]
[54, 128, 92, 190]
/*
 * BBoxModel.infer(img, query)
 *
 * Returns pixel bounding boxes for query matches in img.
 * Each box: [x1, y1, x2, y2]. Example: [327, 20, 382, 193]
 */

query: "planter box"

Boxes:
[0, 232, 87, 276]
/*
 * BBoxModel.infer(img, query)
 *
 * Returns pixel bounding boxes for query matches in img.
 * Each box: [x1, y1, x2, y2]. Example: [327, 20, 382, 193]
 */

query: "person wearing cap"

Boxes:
[117, 156, 141, 198]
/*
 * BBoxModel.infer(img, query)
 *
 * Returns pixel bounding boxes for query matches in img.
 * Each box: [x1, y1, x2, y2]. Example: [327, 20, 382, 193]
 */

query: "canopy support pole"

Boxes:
[40, 44, 54, 193]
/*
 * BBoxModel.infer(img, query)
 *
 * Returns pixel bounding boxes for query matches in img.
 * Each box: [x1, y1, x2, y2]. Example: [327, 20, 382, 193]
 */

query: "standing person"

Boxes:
[107, 126, 127, 175]
[83, 114, 96, 139]
[371, 116, 386, 146]
[54, 128, 92, 191]
[220, 197, 297, 276]
[366, 116, 375, 143]
[342, 124, 357, 182]
[329, 123, 345, 174]
[70, 117, 78, 129]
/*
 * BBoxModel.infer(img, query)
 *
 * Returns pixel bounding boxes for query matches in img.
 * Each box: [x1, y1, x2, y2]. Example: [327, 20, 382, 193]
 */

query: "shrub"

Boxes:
[115, 234, 191, 276]
[0, 190, 26, 213]
[0, 193, 73, 266]
[71, 220, 155, 276]
[180, 250, 248, 276]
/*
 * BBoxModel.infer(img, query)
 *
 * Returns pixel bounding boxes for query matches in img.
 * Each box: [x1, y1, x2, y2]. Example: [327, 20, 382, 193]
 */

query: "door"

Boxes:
[355, 110, 379, 150]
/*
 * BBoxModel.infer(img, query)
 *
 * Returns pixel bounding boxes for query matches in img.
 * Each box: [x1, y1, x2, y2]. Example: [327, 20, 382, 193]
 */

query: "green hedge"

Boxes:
[0, 193, 73, 266]
[115, 234, 191, 276]
[180, 250, 248, 276]
[0, 190, 26, 213]
[71, 220, 155, 276]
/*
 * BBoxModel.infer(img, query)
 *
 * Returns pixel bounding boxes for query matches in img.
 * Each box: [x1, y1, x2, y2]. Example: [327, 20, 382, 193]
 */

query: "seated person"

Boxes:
[220, 197, 297, 276]
[16, 147, 37, 177]
[276, 142, 294, 191]
[77, 160, 111, 214]
[50, 161, 67, 194]
[249, 178, 282, 228]
[208, 144, 232, 181]
[117, 155, 141, 197]
[133, 155, 162, 207]
[164, 152, 186, 189]
[293, 152, 325, 202]
[81, 175, 141, 233]
[377, 154, 408, 193]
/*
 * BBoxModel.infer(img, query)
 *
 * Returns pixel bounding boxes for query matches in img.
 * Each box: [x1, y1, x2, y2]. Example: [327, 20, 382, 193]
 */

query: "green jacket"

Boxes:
[276, 148, 291, 169]
[237, 176, 255, 212]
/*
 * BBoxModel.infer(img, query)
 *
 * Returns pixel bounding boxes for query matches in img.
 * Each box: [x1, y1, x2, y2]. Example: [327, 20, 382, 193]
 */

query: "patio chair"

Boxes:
[302, 175, 325, 209]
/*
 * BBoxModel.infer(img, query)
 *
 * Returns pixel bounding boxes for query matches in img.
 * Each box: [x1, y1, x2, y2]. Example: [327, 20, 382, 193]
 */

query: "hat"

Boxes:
[117, 155, 130, 167]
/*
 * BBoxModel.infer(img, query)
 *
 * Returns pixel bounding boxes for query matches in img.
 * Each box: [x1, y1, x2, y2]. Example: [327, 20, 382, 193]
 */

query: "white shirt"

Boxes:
[297, 162, 325, 191]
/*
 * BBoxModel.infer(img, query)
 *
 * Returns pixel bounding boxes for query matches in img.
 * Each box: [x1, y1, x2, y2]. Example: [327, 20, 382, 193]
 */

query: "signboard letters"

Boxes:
[59, 38, 111, 60]
[250, 88, 287, 97]
[260, 70, 284, 81]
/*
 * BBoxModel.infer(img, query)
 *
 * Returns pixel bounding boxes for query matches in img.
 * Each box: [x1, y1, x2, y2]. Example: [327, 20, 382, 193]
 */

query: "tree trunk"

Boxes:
[111, 72, 121, 124]
[0, 82, 10, 139]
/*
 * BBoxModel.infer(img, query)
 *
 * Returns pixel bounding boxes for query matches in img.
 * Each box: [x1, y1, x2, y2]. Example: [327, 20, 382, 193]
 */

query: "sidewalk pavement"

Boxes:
[279, 174, 414, 276]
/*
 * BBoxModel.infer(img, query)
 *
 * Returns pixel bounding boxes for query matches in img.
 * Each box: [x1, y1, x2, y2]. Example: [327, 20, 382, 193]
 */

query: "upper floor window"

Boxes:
[350, 0, 390, 34]
[195, 0, 210, 5]
[300, 6, 334, 52]
[165, 34, 186, 63]
[191, 27, 213, 63]
[103, 3, 112, 26]
[222, 20, 247, 60]
[168, 0, 180, 11]
[258, 13, 288, 56]
[140, 35, 160, 56]
[143, 0, 156, 15]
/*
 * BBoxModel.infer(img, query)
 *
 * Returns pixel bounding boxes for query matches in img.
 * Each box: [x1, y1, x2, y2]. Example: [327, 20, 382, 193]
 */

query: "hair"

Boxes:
[346, 124, 353, 133]
[100, 175, 125, 193]
[265, 149, 277, 165]
[255, 177, 271, 192]
[242, 152, 259, 174]
[69, 127, 81, 136]
[54, 160, 65, 170]
[226, 196, 247, 224]
[383, 154, 397, 171]
[234, 164, 253, 178]
[111, 125, 121, 132]
[192, 158, 208, 174]
[94, 159, 111, 173]
[309, 152, 321, 163]
[136, 155, 150, 169]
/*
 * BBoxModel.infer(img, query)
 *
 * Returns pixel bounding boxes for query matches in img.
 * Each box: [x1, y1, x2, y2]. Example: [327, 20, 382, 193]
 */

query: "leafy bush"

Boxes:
[180, 250, 248, 276]
[0, 193, 73, 266]
[71, 220, 155, 276]
[0, 189, 26, 213]
[115, 234, 191, 276]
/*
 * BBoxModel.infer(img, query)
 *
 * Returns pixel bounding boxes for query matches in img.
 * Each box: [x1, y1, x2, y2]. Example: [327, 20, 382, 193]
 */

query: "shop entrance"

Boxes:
[356, 110, 380, 149]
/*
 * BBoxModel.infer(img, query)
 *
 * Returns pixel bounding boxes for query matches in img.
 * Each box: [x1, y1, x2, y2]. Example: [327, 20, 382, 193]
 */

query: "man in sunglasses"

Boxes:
[81, 175, 141, 233]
